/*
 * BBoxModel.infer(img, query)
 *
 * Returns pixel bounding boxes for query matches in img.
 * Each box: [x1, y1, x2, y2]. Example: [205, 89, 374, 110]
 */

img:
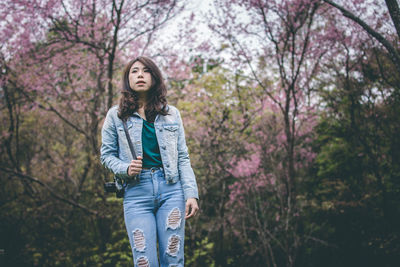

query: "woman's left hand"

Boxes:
[185, 198, 199, 220]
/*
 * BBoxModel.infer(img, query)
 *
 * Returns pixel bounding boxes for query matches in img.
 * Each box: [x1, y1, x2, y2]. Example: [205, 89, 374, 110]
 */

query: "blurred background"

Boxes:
[1, 0, 399, 266]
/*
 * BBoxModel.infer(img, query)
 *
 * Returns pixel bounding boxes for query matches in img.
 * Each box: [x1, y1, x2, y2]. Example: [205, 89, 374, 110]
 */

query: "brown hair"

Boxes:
[118, 56, 168, 122]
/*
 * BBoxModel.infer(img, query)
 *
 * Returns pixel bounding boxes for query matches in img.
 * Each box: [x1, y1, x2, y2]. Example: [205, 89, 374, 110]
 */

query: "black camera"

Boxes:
[104, 182, 124, 198]
[104, 182, 117, 192]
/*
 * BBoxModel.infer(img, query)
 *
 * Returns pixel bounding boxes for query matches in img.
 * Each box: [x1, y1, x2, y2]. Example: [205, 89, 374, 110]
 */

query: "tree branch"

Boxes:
[322, 0, 400, 73]
[385, 0, 400, 39]
[0, 167, 98, 216]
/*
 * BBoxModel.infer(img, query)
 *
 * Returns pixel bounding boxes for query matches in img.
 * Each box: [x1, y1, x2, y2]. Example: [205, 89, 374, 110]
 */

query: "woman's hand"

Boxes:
[185, 198, 199, 220]
[127, 156, 143, 176]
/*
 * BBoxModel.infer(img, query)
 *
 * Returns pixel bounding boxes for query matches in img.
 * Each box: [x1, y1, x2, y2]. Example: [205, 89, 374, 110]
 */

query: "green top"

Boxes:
[142, 119, 162, 168]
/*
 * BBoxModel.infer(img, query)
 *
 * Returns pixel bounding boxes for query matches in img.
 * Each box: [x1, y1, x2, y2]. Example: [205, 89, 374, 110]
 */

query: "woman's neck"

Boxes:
[137, 106, 146, 120]
[137, 96, 148, 120]
[136, 91, 149, 105]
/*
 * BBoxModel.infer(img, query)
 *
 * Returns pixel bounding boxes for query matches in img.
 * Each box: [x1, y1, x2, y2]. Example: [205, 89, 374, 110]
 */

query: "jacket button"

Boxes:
[166, 164, 170, 168]
[161, 146, 166, 150]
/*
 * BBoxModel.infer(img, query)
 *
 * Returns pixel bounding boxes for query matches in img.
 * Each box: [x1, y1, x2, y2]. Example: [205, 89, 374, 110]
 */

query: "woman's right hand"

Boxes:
[127, 156, 143, 176]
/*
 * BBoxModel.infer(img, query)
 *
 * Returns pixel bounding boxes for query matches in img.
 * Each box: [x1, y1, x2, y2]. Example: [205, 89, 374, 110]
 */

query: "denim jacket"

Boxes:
[100, 105, 199, 200]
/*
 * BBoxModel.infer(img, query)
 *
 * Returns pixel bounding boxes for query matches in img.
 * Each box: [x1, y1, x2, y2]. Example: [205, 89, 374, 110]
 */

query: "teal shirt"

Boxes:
[142, 119, 162, 168]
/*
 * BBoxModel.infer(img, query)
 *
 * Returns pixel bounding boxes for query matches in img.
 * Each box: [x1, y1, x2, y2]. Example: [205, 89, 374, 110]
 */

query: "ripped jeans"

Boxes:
[123, 167, 185, 267]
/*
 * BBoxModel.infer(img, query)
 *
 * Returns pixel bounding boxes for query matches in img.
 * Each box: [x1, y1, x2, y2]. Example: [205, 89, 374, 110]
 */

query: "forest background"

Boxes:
[1, 0, 399, 266]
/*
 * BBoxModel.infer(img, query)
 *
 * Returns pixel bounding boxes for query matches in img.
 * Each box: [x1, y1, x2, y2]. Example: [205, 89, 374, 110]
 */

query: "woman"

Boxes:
[100, 56, 199, 267]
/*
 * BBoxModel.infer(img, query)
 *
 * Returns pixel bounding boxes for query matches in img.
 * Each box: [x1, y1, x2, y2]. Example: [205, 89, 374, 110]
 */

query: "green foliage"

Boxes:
[186, 237, 215, 267]
[302, 57, 400, 266]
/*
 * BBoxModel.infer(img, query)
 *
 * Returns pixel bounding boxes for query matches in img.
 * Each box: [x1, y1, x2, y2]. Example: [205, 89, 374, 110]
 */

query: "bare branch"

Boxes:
[322, 0, 400, 73]
[0, 167, 98, 216]
[385, 0, 400, 39]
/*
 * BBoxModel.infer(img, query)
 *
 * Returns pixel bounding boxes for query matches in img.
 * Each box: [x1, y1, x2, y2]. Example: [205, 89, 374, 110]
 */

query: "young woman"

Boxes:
[100, 56, 199, 267]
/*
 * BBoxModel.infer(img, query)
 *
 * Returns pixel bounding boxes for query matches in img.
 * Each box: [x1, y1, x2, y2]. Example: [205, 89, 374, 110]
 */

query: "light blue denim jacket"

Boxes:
[100, 105, 199, 200]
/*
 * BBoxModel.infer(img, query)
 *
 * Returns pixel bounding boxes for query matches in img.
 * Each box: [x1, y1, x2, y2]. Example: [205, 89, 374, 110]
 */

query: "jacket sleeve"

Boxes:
[176, 108, 199, 200]
[100, 108, 131, 179]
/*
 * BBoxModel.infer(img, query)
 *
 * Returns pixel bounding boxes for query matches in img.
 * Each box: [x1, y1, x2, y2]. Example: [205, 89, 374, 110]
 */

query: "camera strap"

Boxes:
[122, 120, 137, 160]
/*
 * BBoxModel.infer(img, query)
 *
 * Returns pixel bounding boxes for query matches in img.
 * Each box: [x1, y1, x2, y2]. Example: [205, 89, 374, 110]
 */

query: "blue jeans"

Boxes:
[123, 167, 185, 267]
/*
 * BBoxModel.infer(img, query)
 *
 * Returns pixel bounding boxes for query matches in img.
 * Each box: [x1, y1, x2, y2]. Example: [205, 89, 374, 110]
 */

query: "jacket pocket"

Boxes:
[117, 121, 133, 132]
[163, 124, 179, 132]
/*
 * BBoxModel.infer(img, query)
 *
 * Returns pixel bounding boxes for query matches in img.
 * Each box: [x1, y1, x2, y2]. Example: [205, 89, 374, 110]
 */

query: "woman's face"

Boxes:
[129, 61, 152, 93]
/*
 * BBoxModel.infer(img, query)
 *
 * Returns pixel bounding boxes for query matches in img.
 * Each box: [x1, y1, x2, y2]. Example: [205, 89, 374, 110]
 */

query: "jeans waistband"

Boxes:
[142, 166, 162, 169]
[125, 167, 163, 185]
[141, 166, 163, 173]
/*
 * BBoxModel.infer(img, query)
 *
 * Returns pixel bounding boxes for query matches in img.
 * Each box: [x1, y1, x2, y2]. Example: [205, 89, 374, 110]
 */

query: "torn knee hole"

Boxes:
[137, 256, 149, 267]
[133, 229, 146, 252]
[167, 207, 181, 230]
[166, 234, 180, 257]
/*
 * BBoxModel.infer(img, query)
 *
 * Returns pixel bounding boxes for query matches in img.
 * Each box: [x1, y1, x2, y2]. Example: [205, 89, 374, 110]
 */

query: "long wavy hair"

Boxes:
[118, 56, 168, 122]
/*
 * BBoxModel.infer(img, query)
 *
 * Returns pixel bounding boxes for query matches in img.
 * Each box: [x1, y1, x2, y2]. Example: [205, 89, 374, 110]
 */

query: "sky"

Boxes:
[154, 0, 216, 54]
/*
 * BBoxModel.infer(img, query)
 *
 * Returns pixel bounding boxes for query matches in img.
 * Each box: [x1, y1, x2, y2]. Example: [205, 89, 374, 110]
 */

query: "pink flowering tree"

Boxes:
[204, 0, 324, 265]
[226, 105, 317, 266]
[204, 0, 400, 265]
[321, 0, 400, 74]
[0, 0, 184, 208]
[306, 2, 400, 262]
[0, 0, 185, 265]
